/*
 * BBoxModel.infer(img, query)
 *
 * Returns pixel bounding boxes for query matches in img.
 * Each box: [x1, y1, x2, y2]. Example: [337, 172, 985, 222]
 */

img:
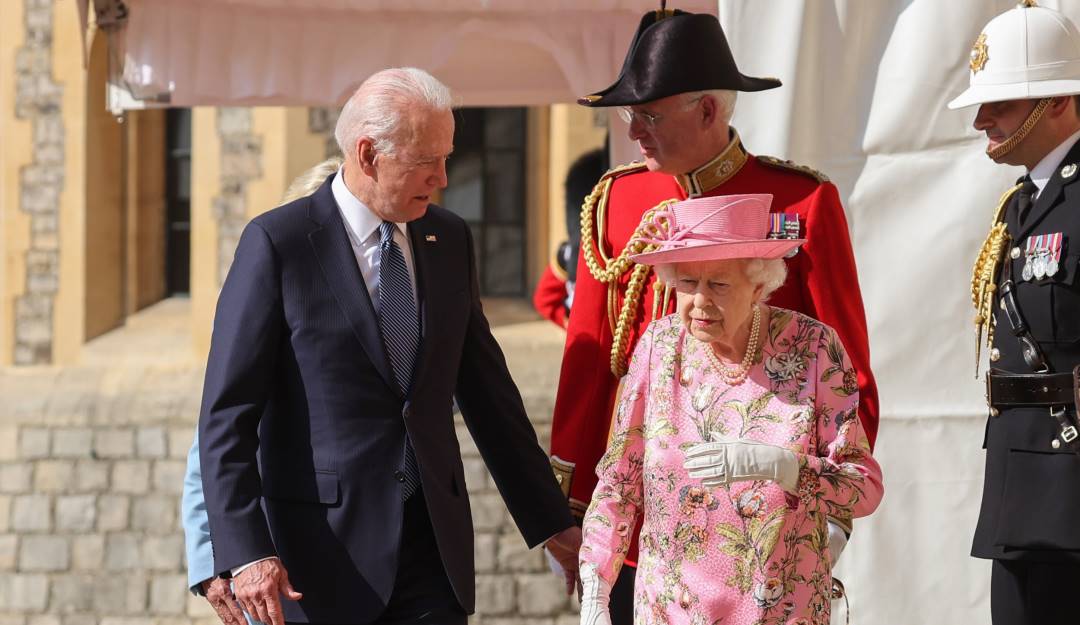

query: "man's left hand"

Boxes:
[544, 526, 582, 595]
[202, 577, 247, 625]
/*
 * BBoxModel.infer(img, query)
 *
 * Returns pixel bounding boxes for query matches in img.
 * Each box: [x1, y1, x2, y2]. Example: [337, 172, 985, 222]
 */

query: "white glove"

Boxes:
[827, 520, 848, 567]
[578, 564, 613, 625]
[683, 437, 799, 492]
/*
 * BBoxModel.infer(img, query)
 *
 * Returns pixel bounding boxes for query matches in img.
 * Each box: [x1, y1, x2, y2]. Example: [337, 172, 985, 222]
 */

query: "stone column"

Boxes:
[190, 107, 330, 357]
[4, 0, 68, 366]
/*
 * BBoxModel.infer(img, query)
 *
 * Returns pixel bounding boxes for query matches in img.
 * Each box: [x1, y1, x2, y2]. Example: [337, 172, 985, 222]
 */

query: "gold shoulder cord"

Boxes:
[971, 183, 1021, 377]
[579, 164, 675, 377]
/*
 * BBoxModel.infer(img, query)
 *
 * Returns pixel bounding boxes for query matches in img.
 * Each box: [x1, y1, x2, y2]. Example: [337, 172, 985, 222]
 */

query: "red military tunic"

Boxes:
[532, 263, 569, 328]
[548, 130, 879, 564]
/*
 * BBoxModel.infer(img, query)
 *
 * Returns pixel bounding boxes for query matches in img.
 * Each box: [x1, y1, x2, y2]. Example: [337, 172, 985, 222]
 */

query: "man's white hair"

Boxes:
[685, 89, 738, 124]
[654, 257, 787, 302]
[334, 67, 452, 158]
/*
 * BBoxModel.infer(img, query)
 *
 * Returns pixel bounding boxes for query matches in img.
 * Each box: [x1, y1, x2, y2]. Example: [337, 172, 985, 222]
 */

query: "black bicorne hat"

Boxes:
[579, 9, 781, 107]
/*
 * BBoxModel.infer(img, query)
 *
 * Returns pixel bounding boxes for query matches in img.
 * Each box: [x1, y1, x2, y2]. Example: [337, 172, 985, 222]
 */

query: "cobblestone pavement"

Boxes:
[0, 297, 582, 625]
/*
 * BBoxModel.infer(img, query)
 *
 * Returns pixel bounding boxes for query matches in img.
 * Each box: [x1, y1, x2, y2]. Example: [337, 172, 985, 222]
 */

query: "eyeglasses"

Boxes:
[376, 151, 452, 171]
[617, 107, 661, 127]
[617, 95, 707, 129]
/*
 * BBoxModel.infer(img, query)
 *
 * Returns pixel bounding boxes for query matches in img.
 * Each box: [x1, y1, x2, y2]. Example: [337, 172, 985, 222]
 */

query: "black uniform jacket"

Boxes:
[975, 138, 1080, 563]
[198, 174, 573, 622]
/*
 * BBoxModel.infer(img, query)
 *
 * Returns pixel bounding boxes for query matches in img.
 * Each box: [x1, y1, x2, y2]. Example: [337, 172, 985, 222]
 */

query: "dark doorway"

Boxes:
[165, 109, 192, 295]
[442, 108, 527, 297]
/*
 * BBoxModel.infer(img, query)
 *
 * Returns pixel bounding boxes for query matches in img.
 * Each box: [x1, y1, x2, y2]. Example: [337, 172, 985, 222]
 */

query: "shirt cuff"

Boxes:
[231, 555, 279, 578]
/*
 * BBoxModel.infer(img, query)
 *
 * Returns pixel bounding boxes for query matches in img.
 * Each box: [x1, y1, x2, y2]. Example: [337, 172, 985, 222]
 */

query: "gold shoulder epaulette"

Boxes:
[757, 155, 830, 183]
[597, 160, 648, 184]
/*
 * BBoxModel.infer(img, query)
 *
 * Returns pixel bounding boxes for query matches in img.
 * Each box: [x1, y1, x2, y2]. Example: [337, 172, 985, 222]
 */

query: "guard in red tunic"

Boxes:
[548, 9, 879, 622]
[533, 247, 572, 328]
[533, 149, 610, 328]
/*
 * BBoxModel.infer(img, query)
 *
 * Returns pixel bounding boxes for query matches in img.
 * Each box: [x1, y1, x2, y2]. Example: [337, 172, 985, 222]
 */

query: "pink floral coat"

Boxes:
[580, 309, 883, 625]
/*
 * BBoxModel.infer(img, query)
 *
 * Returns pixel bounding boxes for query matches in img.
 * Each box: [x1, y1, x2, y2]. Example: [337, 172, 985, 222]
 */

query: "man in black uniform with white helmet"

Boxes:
[949, 2, 1080, 623]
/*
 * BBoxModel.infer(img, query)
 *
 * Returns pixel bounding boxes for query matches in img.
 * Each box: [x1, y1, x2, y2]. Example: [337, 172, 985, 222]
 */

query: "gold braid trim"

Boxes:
[607, 201, 679, 377]
[971, 183, 1021, 377]
[580, 168, 677, 376]
[987, 98, 1050, 160]
[580, 162, 650, 284]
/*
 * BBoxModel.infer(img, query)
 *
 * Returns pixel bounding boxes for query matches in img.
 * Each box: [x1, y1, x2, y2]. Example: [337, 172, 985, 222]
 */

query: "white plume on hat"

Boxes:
[949, 3, 1080, 109]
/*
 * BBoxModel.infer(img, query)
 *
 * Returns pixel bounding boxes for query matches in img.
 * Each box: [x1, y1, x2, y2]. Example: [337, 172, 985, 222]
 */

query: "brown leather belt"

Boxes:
[986, 370, 1076, 407]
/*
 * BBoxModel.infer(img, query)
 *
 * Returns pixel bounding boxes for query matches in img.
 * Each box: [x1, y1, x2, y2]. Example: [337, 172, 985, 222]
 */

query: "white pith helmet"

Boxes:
[948, 1, 1080, 109]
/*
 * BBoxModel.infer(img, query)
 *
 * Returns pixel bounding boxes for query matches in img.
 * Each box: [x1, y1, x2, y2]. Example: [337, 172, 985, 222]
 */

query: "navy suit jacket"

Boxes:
[198, 174, 572, 623]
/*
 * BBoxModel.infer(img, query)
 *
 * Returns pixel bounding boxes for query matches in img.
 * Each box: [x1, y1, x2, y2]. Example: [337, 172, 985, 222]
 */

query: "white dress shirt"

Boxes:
[1030, 128, 1080, 198]
[331, 167, 418, 306]
[229, 169, 417, 579]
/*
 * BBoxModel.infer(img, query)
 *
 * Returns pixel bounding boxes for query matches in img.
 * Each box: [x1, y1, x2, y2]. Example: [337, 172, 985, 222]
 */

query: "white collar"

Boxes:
[330, 167, 408, 245]
[1029, 128, 1080, 194]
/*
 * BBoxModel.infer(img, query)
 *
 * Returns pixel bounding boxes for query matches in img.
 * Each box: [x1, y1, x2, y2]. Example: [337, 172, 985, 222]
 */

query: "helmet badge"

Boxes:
[970, 33, 989, 74]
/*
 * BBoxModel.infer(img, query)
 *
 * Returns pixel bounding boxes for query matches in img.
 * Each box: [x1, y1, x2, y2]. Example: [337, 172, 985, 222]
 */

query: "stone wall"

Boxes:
[307, 107, 340, 160]
[212, 109, 262, 287]
[0, 305, 581, 625]
[0, 353, 214, 625]
[13, 0, 65, 365]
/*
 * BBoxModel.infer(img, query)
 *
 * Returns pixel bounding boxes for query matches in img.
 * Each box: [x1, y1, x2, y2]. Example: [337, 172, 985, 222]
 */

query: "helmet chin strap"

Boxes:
[987, 97, 1052, 159]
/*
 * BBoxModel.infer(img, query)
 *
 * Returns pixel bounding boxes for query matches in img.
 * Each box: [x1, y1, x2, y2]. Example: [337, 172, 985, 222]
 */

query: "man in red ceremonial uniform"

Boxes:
[533, 247, 571, 328]
[548, 9, 879, 622]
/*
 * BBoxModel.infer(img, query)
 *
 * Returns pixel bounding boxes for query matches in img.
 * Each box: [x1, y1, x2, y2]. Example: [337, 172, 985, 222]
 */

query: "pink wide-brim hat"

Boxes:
[628, 194, 804, 265]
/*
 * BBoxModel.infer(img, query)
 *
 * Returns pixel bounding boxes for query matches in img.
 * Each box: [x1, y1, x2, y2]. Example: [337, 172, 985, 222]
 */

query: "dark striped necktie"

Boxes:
[377, 221, 421, 500]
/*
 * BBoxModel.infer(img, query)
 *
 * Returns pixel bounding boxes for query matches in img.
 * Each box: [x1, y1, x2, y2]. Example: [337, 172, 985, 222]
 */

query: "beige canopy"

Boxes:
[79, 0, 716, 108]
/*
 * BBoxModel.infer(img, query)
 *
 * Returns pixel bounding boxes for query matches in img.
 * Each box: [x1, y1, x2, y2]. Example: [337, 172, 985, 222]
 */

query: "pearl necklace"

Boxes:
[704, 305, 761, 386]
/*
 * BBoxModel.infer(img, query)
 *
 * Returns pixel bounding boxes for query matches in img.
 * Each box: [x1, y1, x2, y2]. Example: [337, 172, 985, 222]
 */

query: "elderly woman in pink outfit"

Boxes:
[577, 194, 883, 625]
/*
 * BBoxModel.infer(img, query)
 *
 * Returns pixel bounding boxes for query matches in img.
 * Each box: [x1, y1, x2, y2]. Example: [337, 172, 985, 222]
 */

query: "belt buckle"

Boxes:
[1051, 406, 1078, 443]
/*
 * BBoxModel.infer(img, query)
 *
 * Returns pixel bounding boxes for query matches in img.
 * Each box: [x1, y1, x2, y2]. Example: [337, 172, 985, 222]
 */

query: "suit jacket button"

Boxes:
[403, 407, 411, 419]
[394, 471, 406, 483]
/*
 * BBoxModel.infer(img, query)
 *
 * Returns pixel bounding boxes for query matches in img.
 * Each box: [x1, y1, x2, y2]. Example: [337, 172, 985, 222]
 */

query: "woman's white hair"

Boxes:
[334, 67, 452, 158]
[281, 156, 343, 203]
[686, 89, 737, 124]
[654, 257, 787, 302]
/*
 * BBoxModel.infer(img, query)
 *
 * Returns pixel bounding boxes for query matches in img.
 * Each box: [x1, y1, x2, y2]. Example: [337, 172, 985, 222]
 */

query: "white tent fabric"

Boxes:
[718, 1, 1080, 622]
[109, 0, 714, 107]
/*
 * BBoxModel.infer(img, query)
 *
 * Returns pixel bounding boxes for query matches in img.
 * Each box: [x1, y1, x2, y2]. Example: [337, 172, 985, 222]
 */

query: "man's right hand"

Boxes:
[232, 558, 303, 625]
[201, 577, 247, 625]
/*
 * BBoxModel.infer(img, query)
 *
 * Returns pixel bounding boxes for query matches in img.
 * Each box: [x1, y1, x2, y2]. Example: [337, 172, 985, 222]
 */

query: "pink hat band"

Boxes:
[630, 194, 804, 265]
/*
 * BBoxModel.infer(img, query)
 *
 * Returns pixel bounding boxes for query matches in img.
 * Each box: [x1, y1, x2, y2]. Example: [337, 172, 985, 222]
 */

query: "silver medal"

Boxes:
[1022, 256, 1034, 281]
[1046, 257, 1059, 277]
[1033, 252, 1047, 280]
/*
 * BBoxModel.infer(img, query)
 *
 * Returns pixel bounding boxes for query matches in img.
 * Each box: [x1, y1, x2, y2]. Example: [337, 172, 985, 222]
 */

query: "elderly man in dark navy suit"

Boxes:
[198, 67, 580, 625]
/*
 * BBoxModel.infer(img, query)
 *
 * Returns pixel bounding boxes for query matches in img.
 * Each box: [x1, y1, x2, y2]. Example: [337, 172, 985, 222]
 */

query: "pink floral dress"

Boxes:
[579, 309, 883, 625]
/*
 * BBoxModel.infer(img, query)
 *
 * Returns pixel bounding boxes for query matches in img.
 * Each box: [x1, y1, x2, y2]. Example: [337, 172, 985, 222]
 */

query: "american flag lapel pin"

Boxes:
[425, 234, 437, 242]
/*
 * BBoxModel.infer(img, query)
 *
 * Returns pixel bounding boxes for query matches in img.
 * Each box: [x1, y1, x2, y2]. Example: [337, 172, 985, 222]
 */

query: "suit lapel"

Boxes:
[406, 212, 441, 396]
[306, 175, 398, 394]
[1018, 139, 1080, 239]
